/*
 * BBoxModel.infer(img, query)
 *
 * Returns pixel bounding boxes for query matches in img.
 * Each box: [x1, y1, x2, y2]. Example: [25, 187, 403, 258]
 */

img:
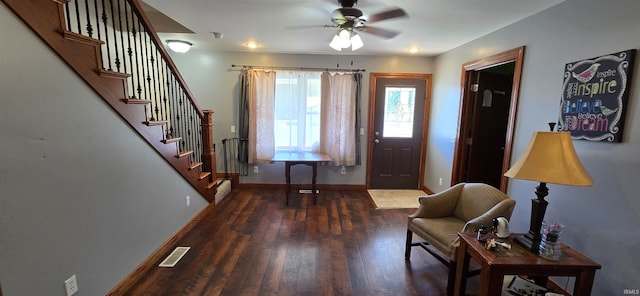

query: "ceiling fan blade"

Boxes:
[366, 8, 408, 23]
[331, 9, 346, 25]
[360, 26, 401, 39]
[284, 24, 327, 30]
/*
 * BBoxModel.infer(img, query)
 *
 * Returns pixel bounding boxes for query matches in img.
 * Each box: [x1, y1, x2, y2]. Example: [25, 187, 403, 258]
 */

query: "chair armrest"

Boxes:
[408, 183, 464, 219]
[462, 198, 516, 233]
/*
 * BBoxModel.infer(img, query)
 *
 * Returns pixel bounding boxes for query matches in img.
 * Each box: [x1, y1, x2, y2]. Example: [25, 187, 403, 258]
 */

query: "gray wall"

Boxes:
[0, 5, 208, 295]
[428, 0, 640, 293]
[167, 51, 434, 186]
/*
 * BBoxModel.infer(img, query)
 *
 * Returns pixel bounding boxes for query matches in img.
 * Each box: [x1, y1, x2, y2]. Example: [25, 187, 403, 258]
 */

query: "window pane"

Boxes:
[274, 71, 322, 151]
[382, 87, 416, 138]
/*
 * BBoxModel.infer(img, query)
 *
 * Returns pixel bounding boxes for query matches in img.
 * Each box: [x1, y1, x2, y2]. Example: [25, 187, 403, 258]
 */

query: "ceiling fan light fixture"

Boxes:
[350, 33, 363, 51]
[339, 29, 352, 48]
[329, 35, 344, 51]
[166, 40, 192, 53]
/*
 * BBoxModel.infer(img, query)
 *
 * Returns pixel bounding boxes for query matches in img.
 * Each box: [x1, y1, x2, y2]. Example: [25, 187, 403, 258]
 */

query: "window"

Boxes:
[242, 69, 360, 165]
[382, 87, 416, 138]
[274, 71, 322, 152]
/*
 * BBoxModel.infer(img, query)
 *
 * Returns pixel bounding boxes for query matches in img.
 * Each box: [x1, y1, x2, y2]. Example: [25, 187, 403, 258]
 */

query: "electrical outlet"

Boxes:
[254, 166, 259, 173]
[340, 166, 346, 175]
[230, 125, 236, 133]
[185, 195, 190, 207]
[64, 274, 78, 296]
[439, 178, 443, 186]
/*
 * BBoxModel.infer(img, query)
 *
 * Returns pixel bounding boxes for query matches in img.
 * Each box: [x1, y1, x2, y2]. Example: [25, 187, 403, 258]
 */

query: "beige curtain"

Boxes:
[320, 72, 357, 166]
[248, 70, 276, 163]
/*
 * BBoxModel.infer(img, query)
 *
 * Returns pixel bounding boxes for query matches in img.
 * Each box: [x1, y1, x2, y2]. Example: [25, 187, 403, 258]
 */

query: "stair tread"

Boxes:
[207, 182, 216, 189]
[189, 162, 203, 170]
[199, 172, 211, 180]
[99, 69, 130, 79]
[144, 120, 169, 126]
[63, 31, 104, 46]
[162, 137, 182, 144]
[121, 98, 152, 104]
[176, 150, 193, 158]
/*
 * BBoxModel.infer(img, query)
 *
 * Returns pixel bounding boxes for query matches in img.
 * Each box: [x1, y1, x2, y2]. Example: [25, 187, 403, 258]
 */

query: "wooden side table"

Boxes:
[272, 152, 331, 205]
[453, 232, 601, 296]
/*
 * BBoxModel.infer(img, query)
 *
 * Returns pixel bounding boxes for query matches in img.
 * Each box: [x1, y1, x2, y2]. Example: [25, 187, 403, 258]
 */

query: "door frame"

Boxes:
[366, 73, 432, 190]
[451, 46, 525, 192]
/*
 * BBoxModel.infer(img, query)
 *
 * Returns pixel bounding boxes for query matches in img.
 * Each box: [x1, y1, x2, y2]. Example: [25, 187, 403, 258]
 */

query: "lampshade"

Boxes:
[350, 34, 363, 51]
[166, 40, 192, 53]
[504, 131, 592, 186]
[505, 130, 592, 253]
[329, 34, 344, 51]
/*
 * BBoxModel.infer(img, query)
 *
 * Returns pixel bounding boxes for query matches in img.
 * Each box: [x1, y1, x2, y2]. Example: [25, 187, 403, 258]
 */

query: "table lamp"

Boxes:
[504, 123, 592, 252]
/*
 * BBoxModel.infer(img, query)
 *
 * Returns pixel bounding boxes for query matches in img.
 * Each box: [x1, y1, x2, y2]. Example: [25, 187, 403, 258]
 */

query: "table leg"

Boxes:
[479, 268, 504, 296]
[453, 240, 470, 296]
[573, 269, 596, 295]
[312, 162, 318, 204]
[285, 162, 291, 205]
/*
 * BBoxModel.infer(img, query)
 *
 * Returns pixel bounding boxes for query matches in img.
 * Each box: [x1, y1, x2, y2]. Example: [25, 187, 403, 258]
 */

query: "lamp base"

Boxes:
[515, 233, 541, 254]
[517, 183, 549, 254]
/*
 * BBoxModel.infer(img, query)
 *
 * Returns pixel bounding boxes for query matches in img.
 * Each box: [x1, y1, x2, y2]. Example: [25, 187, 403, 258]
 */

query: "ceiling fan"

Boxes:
[328, 0, 408, 40]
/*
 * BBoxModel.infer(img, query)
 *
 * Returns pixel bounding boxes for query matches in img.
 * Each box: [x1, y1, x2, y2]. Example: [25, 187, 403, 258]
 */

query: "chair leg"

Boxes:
[447, 260, 456, 296]
[405, 229, 413, 259]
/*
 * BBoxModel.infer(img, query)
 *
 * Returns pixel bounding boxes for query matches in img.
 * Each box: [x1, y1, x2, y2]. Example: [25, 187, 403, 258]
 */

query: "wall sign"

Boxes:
[558, 49, 636, 142]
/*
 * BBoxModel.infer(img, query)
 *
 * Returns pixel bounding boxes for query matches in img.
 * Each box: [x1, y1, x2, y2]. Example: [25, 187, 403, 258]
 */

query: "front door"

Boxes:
[368, 73, 431, 189]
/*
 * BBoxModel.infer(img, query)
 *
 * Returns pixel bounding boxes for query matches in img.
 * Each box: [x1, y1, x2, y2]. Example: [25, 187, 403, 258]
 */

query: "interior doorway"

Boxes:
[367, 73, 432, 189]
[451, 47, 525, 192]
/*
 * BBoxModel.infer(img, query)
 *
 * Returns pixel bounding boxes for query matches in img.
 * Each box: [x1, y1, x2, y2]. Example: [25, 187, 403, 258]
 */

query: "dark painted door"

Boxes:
[370, 77, 426, 189]
[464, 71, 512, 187]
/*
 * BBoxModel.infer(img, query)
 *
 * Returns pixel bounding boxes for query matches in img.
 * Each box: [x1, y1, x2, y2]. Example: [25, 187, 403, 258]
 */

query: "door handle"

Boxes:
[374, 139, 380, 143]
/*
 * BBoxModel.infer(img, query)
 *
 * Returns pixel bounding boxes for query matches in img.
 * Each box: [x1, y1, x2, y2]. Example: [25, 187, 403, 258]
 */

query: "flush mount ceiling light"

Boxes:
[166, 40, 192, 53]
[243, 42, 261, 49]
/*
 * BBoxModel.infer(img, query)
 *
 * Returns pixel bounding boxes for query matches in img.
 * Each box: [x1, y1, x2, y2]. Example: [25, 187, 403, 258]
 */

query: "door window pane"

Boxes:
[383, 87, 416, 138]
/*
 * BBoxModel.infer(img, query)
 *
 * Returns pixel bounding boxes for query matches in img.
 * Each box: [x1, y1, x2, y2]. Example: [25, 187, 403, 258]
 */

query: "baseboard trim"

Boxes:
[421, 185, 435, 195]
[106, 203, 215, 295]
[237, 183, 367, 191]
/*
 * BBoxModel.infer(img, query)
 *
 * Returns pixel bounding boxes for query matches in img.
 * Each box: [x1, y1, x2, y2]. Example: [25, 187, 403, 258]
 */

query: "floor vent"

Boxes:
[159, 246, 190, 267]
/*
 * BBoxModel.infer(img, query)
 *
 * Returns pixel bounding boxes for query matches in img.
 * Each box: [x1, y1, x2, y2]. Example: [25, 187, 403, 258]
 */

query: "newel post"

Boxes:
[202, 110, 216, 182]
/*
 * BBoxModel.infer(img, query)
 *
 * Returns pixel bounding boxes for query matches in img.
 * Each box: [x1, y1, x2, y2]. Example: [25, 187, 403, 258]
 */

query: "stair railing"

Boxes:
[62, 0, 213, 176]
[221, 137, 249, 179]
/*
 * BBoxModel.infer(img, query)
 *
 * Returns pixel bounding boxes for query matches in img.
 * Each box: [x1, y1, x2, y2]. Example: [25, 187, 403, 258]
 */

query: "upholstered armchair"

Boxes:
[405, 183, 515, 294]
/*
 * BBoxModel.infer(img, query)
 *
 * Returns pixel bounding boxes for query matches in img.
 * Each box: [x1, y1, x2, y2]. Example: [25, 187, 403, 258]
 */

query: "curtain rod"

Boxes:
[231, 64, 365, 73]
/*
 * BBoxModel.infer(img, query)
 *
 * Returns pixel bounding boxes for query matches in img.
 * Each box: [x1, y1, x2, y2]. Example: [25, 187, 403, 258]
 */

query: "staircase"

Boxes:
[3, 0, 217, 202]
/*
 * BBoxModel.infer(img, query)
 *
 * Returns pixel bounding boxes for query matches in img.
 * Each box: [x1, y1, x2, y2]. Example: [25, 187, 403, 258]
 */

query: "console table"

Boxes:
[453, 232, 601, 296]
[272, 152, 331, 205]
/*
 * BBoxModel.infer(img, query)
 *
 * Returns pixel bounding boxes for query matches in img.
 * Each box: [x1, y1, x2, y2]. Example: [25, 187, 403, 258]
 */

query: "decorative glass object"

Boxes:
[539, 221, 565, 260]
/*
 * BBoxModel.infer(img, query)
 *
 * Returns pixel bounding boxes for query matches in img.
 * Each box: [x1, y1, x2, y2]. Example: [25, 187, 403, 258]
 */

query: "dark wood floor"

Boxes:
[120, 188, 475, 295]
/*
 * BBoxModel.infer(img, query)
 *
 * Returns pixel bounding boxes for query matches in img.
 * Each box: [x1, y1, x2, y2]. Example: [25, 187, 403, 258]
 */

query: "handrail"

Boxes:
[126, 0, 204, 118]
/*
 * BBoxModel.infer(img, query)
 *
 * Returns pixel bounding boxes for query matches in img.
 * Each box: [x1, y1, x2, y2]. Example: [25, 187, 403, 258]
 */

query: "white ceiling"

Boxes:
[143, 0, 564, 56]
